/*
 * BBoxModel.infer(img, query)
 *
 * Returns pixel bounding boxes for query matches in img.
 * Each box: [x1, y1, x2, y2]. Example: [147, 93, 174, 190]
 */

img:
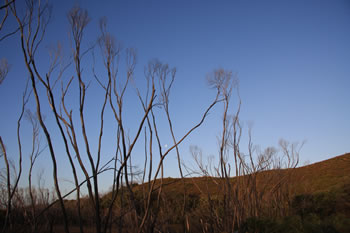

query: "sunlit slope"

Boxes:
[136, 153, 350, 196]
[293, 153, 350, 193]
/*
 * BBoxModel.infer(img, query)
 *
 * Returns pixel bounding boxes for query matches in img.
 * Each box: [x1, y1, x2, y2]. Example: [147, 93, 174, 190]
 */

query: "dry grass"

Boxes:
[136, 153, 350, 197]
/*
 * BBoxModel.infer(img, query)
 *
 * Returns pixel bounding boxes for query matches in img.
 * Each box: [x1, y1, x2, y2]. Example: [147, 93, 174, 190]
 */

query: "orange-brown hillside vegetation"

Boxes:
[134, 153, 350, 197]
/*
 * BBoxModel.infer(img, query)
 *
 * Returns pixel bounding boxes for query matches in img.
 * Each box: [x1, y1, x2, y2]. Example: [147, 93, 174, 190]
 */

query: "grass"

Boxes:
[134, 153, 350, 197]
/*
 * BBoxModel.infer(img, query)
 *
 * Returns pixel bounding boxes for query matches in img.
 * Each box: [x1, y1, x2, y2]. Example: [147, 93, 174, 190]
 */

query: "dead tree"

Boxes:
[0, 80, 30, 233]
[4, 2, 224, 233]
[10, 1, 70, 232]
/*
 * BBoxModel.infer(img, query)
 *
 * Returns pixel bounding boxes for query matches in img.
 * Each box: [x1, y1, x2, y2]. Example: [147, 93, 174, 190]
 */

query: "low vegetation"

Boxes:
[1, 153, 349, 232]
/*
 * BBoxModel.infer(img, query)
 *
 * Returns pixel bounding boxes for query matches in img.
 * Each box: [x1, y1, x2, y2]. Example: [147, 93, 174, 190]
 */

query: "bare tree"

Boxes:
[0, 0, 14, 31]
[2, 1, 308, 233]
[187, 68, 304, 232]
[0, 79, 30, 233]
[9, 1, 71, 232]
[131, 61, 221, 232]
[0, 58, 10, 85]
[8, 3, 223, 232]
[24, 109, 47, 233]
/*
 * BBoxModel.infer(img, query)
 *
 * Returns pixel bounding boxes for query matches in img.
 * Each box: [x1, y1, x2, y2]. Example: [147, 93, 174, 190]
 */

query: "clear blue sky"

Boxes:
[0, 0, 349, 193]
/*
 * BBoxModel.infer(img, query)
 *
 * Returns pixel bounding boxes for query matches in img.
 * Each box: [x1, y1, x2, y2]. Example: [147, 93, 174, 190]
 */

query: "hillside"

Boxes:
[4, 153, 348, 233]
[111, 153, 348, 232]
[293, 153, 350, 193]
[135, 153, 350, 196]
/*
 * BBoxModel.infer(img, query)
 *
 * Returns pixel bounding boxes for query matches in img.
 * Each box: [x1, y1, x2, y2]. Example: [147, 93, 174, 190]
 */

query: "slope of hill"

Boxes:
[136, 153, 350, 196]
[125, 153, 350, 232]
[293, 152, 350, 193]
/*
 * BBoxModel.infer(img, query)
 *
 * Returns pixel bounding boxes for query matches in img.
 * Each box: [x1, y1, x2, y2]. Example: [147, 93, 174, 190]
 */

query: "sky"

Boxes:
[0, 0, 349, 194]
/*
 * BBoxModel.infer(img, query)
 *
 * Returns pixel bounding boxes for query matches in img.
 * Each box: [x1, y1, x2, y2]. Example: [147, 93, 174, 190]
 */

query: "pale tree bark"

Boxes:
[191, 68, 304, 232]
[0, 79, 30, 233]
[3, 2, 234, 232]
[0, 58, 10, 85]
[10, 1, 70, 232]
[25, 109, 46, 233]
[0, 0, 20, 42]
[135, 61, 222, 232]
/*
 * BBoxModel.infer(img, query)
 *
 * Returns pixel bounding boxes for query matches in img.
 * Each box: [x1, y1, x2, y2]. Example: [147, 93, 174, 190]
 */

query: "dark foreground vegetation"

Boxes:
[1, 153, 350, 233]
[1, 0, 349, 232]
